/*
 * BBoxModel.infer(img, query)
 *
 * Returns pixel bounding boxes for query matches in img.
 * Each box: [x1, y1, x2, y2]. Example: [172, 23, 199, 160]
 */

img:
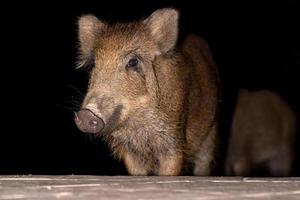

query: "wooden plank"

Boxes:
[0, 176, 299, 199]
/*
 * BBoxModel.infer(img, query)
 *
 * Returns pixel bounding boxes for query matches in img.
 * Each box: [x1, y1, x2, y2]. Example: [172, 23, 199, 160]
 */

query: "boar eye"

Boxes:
[126, 58, 139, 71]
[125, 57, 144, 78]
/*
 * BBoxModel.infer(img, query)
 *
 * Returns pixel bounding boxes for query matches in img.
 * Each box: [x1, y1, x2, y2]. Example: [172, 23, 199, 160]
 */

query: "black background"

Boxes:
[1, 0, 299, 176]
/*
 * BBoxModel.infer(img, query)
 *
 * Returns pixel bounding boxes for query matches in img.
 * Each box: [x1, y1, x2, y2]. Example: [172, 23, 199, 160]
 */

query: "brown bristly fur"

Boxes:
[226, 90, 297, 176]
[76, 8, 220, 175]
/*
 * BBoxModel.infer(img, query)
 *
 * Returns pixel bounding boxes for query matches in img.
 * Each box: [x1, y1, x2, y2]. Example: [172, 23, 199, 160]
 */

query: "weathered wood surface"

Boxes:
[0, 176, 299, 200]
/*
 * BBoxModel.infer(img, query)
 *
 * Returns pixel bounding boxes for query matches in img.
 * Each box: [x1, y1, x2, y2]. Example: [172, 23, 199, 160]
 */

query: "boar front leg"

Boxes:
[193, 124, 217, 176]
[158, 151, 183, 175]
[124, 153, 148, 175]
[268, 145, 293, 176]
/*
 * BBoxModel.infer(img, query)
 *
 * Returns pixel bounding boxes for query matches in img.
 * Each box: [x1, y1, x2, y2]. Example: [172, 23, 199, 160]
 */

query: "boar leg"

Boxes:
[158, 152, 183, 175]
[232, 157, 252, 176]
[268, 145, 293, 176]
[193, 124, 217, 176]
[124, 153, 148, 175]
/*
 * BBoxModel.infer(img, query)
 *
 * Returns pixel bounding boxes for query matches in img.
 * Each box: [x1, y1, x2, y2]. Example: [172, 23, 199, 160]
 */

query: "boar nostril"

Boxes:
[89, 119, 99, 126]
[74, 109, 105, 134]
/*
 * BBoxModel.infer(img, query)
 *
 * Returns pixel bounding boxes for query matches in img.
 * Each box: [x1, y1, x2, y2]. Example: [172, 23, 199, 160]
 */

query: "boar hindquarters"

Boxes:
[226, 90, 296, 176]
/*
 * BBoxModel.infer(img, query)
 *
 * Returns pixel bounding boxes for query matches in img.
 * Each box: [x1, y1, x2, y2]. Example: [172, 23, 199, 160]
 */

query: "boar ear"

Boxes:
[77, 15, 105, 68]
[144, 8, 179, 54]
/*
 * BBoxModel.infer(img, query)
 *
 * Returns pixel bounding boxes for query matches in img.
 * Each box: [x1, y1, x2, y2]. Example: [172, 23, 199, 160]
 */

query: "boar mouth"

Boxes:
[102, 104, 124, 134]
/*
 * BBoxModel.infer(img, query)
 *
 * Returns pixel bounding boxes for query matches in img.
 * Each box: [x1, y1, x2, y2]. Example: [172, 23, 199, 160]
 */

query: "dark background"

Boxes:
[1, 0, 299, 175]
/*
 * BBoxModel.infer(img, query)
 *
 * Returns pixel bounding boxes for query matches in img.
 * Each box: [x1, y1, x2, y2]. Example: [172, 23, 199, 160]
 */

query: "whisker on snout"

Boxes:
[57, 84, 86, 112]
[66, 84, 85, 99]
[58, 99, 82, 112]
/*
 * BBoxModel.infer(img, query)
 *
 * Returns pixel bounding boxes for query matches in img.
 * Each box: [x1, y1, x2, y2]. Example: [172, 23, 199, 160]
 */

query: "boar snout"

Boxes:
[74, 109, 105, 134]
